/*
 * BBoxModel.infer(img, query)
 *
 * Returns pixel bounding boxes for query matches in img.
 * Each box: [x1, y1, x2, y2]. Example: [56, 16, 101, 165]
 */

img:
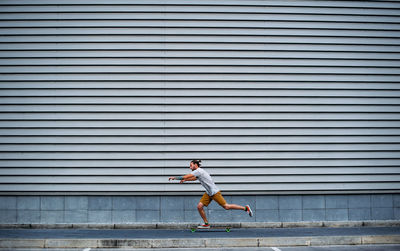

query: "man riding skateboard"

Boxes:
[169, 160, 253, 229]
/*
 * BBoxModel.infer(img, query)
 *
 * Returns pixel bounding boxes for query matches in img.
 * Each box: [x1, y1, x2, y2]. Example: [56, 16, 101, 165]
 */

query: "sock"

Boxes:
[244, 206, 248, 211]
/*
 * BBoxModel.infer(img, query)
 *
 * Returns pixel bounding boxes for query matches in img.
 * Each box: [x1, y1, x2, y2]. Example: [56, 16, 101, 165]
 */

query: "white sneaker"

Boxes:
[245, 205, 253, 217]
[197, 223, 211, 229]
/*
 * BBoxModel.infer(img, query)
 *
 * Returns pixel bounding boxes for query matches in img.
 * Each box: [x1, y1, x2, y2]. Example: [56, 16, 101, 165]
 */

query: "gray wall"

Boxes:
[0, 0, 400, 196]
[1, 194, 399, 224]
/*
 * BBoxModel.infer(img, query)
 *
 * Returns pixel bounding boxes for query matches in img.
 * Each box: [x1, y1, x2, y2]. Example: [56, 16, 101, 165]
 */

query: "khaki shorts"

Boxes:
[199, 191, 227, 207]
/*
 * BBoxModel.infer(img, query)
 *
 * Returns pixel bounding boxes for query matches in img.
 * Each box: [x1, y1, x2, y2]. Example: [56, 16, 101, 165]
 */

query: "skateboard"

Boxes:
[190, 226, 231, 232]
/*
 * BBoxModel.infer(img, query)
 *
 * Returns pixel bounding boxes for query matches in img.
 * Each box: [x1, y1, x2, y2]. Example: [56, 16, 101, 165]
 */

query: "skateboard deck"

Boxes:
[190, 226, 231, 232]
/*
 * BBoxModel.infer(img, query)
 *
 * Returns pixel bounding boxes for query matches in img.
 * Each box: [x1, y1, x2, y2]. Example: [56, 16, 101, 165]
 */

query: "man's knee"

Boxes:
[222, 204, 230, 210]
[197, 202, 204, 210]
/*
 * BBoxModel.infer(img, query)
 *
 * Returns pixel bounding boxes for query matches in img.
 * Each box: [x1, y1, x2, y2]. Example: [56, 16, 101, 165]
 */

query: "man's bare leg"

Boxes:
[223, 203, 245, 210]
[197, 202, 208, 224]
[223, 203, 254, 217]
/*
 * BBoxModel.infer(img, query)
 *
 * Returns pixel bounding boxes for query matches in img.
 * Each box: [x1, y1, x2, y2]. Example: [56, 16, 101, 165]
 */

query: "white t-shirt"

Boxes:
[191, 168, 219, 196]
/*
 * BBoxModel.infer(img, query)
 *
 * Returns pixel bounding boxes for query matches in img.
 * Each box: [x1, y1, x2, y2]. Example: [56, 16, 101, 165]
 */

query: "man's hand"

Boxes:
[168, 176, 184, 182]
[168, 174, 196, 183]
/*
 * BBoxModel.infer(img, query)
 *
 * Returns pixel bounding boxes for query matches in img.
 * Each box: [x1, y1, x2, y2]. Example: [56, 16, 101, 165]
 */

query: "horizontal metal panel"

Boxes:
[1, 82, 399, 90]
[0, 35, 400, 45]
[5, 104, 399, 113]
[1, 143, 399, 152]
[0, 74, 398, 82]
[2, 51, 399, 60]
[1, 66, 399, 74]
[1, 112, 399, 120]
[1, 89, 399, 97]
[0, 183, 398, 192]
[2, 167, 400, 176]
[1, 120, 399, 128]
[0, 20, 389, 29]
[1, 135, 400, 144]
[4, 43, 399, 52]
[3, 58, 400, 67]
[2, 21, 400, 30]
[1, 128, 399, 136]
[1, 28, 399, 38]
[1, 0, 399, 9]
[2, 98, 400, 105]
[1, 5, 399, 15]
[0, 152, 399, 159]
[2, 35, 400, 45]
[1, 159, 398, 168]
[1, 13, 399, 23]
[2, 175, 399, 184]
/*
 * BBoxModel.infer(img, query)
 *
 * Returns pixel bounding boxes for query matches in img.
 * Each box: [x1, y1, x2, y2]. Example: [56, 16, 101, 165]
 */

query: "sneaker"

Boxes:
[245, 205, 253, 217]
[197, 223, 210, 229]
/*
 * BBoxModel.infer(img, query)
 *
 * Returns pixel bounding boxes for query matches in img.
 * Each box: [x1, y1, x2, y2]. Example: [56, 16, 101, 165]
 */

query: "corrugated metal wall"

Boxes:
[0, 0, 399, 194]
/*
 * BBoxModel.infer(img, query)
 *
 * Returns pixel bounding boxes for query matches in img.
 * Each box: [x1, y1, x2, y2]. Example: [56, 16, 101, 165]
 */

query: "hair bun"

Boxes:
[191, 159, 202, 166]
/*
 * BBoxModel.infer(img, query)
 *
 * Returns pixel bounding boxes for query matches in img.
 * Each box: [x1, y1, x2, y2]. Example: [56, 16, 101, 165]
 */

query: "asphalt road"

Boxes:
[5, 244, 400, 251]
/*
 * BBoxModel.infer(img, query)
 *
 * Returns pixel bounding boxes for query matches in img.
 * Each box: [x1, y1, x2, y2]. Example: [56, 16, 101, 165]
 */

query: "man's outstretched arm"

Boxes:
[168, 174, 197, 183]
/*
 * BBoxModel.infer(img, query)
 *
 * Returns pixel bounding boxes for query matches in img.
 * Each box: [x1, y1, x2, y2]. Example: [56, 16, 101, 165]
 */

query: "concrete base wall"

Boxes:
[1, 194, 399, 224]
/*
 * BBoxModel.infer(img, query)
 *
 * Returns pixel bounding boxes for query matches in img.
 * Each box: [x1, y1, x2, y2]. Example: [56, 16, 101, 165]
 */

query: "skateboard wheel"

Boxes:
[191, 228, 196, 233]
[226, 228, 231, 232]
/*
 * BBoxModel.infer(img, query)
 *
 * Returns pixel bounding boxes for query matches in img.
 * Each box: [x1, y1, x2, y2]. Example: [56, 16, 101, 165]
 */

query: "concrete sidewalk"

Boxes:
[1, 224, 400, 249]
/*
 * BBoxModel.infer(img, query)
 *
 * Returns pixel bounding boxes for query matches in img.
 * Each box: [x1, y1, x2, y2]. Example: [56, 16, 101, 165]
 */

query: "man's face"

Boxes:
[190, 162, 197, 171]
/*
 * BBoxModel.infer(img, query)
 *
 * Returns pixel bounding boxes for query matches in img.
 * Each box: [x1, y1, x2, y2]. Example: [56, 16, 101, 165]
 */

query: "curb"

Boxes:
[1, 220, 400, 229]
[1, 235, 400, 248]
